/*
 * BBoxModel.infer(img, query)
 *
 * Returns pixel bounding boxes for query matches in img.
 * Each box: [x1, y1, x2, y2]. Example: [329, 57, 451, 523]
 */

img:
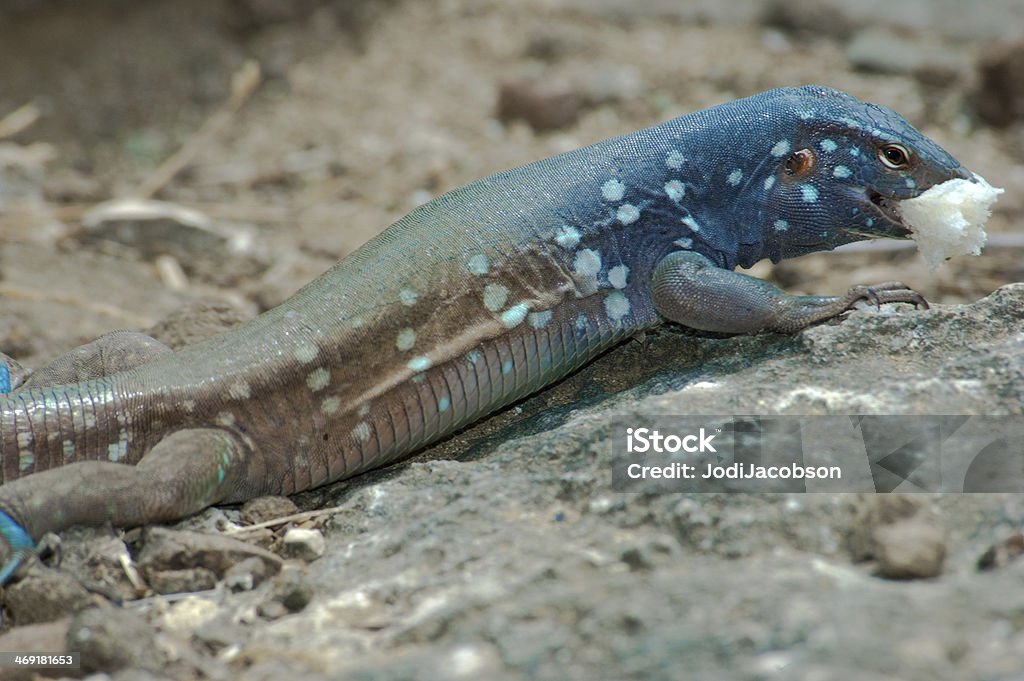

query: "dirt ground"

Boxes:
[2, 0, 1024, 679]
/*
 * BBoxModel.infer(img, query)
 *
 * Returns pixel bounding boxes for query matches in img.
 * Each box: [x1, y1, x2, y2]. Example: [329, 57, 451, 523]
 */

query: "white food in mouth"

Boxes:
[897, 173, 1003, 268]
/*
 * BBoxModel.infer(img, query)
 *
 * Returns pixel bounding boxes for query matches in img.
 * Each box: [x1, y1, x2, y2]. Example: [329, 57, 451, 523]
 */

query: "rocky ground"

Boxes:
[1, 0, 1024, 679]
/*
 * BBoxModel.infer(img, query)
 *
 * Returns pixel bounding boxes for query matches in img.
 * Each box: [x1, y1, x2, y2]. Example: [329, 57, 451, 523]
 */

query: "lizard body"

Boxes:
[0, 86, 970, 581]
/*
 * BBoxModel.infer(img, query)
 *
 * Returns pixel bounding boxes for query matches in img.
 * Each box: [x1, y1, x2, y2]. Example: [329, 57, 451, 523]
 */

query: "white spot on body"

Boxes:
[674, 237, 693, 249]
[16, 431, 32, 450]
[483, 284, 509, 312]
[682, 216, 701, 232]
[322, 397, 341, 415]
[228, 381, 251, 400]
[182, 399, 196, 413]
[216, 412, 236, 426]
[352, 421, 371, 442]
[764, 176, 776, 191]
[774, 220, 789, 232]
[396, 328, 416, 351]
[801, 185, 819, 203]
[727, 169, 743, 186]
[616, 204, 640, 225]
[601, 178, 625, 202]
[62, 439, 75, 458]
[18, 450, 33, 471]
[467, 253, 490, 276]
[107, 440, 128, 462]
[665, 150, 685, 169]
[408, 356, 432, 372]
[306, 368, 331, 392]
[528, 310, 553, 329]
[501, 303, 530, 329]
[771, 140, 791, 157]
[604, 291, 631, 321]
[293, 342, 319, 364]
[573, 248, 602, 278]
[358, 403, 371, 417]
[849, 147, 861, 157]
[554, 226, 581, 249]
[664, 180, 685, 202]
[833, 166, 851, 179]
[608, 264, 629, 289]
[820, 139, 838, 153]
[905, 177, 916, 189]
[399, 289, 419, 306]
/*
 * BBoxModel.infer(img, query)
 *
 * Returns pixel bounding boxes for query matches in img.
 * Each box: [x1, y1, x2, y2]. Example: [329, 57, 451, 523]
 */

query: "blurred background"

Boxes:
[0, 0, 1022, 363]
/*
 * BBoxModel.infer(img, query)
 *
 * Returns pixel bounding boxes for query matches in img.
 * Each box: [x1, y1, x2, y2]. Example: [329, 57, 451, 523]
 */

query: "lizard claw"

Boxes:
[0, 510, 35, 586]
[844, 282, 929, 312]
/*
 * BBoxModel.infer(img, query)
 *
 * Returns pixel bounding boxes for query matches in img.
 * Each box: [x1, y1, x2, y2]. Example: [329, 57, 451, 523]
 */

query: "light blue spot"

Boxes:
[664, 179, 685, 202]
[771, 140, 791, 157]
[467, 253, 489, 276]
[573, 248, 602, 278]
[396, 328, 416, 351]
[408, 356, 431, 372]
[797, 109, 815, 120]
[483, 284, 509, 312]
[773, 220, 789, 232]
[554, 225, 581, 249]
[502, 359, 513, 375]
[616, 204, 640, 225]
[763, 176, 775, 191]
[438, 396, 451, 413]
[0, 364, 9, 393]
[665, 150, 685, 169]
[800, 185, 819, 203]
[608, 264, 629, 289]
[575, 314, 589, 331]
[501, 303, 529, 329]
[905, 177, 916, 189]
[674, 237, 693, 249]
[604, 291, 630, 322]
[849, 147, 861, 157]
[865, 218, 874, 227]
[217, 466, 225, 485]
[528, 310, 553, 329]
[467, 351, 481, 364]
[601, 178, 625, 202]
[399, 289, 419, 306]
[820, 139, 837, 153]
[727, 169, 743, 186]
[833, 165, 851, 179]
[682, 215, 700, 232]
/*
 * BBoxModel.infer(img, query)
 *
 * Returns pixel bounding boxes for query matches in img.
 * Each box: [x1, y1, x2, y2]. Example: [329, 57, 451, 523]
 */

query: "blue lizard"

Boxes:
[0, 86, 970, 583]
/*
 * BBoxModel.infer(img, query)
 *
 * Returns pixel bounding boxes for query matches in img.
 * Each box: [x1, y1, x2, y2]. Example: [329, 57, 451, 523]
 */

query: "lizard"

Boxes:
[0, 85, 972, 583]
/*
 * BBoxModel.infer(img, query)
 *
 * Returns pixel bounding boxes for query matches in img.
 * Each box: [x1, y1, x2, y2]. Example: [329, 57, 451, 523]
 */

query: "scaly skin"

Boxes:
[0, 86, 970, 581]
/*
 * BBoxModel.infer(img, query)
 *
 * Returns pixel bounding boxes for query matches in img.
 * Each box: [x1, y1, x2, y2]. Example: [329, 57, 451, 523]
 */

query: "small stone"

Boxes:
[497, 78, 582, 132]
[976, 41, 1024, 127]
[3, 567, 105, 626]
[225, 556, 278, 592]
[281, 527, 326, 562]
[147, 567, 218, 595]
[137, 527, 282, 592]
[68, 607, 160, 673]
[846, 496, 946, 579]
[240, 495, 300, 526]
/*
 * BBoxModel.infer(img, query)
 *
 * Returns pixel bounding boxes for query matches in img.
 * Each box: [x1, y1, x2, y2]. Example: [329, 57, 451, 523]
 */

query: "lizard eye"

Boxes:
[878, 143, 911, 169]
[783, 148, 815, 176]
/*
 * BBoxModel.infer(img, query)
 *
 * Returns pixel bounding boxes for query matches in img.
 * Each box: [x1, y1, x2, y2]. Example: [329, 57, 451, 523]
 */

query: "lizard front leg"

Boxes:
[651, 251, 928, 334]
[0, 428, 253, 583]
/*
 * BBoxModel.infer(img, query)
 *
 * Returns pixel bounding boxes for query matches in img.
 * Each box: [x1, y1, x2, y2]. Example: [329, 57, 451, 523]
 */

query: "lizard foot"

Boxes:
[841, 282, 930, 312]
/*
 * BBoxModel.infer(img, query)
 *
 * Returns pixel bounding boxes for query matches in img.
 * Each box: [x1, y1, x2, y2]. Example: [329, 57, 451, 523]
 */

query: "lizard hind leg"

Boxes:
[0, 428, 251, 584]
[15, 330, 172, 391]
[651, 250, 927, 334]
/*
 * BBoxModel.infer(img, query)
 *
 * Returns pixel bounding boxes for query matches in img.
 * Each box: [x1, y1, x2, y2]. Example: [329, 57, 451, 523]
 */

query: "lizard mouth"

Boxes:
[863, 190, 912, 238]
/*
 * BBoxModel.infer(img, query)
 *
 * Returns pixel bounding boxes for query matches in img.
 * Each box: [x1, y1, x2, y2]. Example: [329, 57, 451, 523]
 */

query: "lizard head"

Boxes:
[753, 86, 970, 260]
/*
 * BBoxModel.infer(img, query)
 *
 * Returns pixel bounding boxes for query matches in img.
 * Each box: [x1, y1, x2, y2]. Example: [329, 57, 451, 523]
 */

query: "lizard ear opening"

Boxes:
[783, 149, 816, 178]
